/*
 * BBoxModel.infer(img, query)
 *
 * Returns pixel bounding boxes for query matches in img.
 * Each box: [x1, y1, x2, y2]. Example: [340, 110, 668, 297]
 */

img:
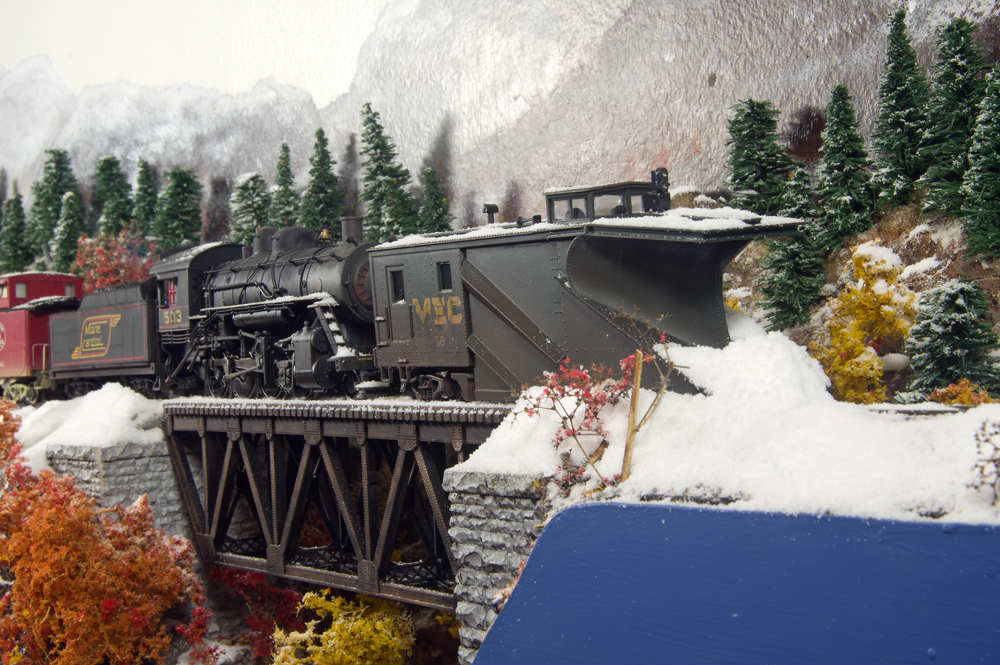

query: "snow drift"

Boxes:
[459, 311, 1000, 525]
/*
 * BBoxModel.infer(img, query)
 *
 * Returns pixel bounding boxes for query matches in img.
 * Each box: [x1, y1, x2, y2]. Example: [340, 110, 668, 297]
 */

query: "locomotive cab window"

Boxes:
[437, 262, 452, 291]
[159, 279, 178, 307]
[390, 270, 405, 303]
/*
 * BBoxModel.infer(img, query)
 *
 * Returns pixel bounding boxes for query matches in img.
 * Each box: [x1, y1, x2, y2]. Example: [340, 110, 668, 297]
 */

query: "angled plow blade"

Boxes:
[566, 231, 756, 349]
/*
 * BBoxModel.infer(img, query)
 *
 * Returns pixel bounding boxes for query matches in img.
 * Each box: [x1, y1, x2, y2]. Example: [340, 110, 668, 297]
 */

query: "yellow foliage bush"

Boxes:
[272, 591, 414, 665]
[811, 242, 916, 403]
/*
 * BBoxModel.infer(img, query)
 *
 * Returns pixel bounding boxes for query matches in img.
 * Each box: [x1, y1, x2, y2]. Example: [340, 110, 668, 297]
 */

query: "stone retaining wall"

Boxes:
[444, 470, 547, 665]
[47, 439, 192, 543]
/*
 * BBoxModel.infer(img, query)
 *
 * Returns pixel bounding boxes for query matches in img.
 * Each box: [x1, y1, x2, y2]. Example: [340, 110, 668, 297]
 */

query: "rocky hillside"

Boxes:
[723, 203, 999, 400]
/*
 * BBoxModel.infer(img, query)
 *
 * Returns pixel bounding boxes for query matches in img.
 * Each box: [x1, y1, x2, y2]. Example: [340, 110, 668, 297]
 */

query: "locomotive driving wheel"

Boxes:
[206, 350, 232, 398]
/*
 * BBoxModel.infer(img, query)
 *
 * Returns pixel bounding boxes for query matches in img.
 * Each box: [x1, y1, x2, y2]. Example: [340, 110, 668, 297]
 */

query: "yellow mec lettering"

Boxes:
[432, 297, 446, 324]
[412, 296, 463, 326]
[447, 296, 463, 324]
[413, 298, 432, 324]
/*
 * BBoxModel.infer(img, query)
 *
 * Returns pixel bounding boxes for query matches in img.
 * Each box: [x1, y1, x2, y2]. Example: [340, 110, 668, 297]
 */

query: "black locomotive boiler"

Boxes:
[40, 172, 800, 403]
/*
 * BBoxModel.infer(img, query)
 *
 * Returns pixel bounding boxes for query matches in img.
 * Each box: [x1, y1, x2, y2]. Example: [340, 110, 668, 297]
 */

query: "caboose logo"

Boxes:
[71, 315, 122, 359]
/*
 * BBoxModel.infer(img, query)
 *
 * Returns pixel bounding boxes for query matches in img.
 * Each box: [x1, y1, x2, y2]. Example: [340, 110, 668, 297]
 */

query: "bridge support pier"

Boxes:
[444, 470, 546, 665]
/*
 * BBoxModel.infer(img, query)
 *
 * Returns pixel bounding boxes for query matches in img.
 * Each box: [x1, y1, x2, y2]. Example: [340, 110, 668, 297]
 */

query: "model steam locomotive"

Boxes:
[0, 172, 801, 404]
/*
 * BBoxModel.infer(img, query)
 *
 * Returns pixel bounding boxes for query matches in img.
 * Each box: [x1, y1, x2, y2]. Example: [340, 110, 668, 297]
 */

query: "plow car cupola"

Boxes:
[545, 167, 672, 222]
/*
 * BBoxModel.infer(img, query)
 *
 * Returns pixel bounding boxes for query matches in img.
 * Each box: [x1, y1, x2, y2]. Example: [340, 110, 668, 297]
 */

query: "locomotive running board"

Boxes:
[163, 398, 511, 610]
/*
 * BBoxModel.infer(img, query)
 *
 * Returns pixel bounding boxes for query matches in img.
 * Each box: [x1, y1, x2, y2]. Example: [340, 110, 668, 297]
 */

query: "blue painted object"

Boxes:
[475, 503, 1000, 664]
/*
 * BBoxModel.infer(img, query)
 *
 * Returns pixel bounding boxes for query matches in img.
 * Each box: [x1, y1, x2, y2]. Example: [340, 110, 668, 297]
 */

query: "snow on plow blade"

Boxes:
[566, 211, 802, 349]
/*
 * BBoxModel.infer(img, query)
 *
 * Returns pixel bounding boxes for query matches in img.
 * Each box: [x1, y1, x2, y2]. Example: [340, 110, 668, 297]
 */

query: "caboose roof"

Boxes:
[0, 271, 80, 281]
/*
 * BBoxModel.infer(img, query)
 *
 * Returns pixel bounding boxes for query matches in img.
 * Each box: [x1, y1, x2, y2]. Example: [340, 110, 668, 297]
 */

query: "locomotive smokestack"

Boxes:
[341, 216, 363, 244]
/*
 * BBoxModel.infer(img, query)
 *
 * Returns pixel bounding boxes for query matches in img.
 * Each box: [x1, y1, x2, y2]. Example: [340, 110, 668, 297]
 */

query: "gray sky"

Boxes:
[0, 0, 389, 107]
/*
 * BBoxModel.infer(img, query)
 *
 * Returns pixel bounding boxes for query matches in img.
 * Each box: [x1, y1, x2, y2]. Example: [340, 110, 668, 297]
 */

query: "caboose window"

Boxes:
[0, 284, 6, 298]
[437, 262, 452, 291]
[14, 283, 26, 299]
[65, 283, 76, 297]
[390, 270, 405, 303]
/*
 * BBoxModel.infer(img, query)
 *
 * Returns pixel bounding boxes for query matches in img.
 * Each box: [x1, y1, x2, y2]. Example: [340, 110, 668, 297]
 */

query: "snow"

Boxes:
[376, 207, 798, 250]
[457, 314, 1000, 525]
[177, 641, 246, 665]
[14, 383, 164, 474]
[854, 241, 902, 269]
[901, 256, 942, 279]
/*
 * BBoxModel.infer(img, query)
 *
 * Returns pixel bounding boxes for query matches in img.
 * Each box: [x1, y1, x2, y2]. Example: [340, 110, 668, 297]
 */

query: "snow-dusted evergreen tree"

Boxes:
[724, 98, 792, 216]
[960, 66, 1000, 257]
[1, 193, 31, 272]
[133, 160, 159, 235]
[815, 85, 873, 252]
[228, 173, 272, 245]
[871, 9, 931, 209]
[94, 155, 133, 235]
[27, 149, 78, 261]
[901, 278, 1000, 400]
[417, 168, 454, 233]
[360, 103, 419, 242]
[50, 191, 85, 272]
[268, 143, 299, 227]
[299, 128, 345, 232]
[154, 168, 203, 249]
[917, 18, 986, 216]
[759, 165, 827, 330]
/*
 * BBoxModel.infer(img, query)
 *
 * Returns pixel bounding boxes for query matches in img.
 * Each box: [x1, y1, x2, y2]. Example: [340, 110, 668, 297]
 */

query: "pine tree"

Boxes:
[229, 173, 272, 244]
[299, 128, 346, 232]
[871, 9, 931, 209]
[50, 191, 85, 272]
[724, 98, 793, 216]
[417, 168, 455, 233]
[815, 85, 873, 252]
[94, 155, 133, 235]
[1, 193, 31, 272]
[759, 165, 826, 330]
[360, 103, 419, 242]
[27, 149, 79, 261]
[154, 168, 203, 249]
[917, 18, 986, 215]
[133, 160, 159, 235]
[901, 279, 1000, 400]
[268, 143, 299, 228]
[960, 66, 1000, 256]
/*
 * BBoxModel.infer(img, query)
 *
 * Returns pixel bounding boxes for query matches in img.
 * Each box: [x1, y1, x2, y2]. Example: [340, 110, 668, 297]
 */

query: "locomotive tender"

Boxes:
[0, 171, 801, 404]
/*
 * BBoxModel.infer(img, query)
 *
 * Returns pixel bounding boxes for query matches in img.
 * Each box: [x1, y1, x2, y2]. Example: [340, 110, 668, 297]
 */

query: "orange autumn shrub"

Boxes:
[928, 379, 997, 406]
[0, 399, 216, 665]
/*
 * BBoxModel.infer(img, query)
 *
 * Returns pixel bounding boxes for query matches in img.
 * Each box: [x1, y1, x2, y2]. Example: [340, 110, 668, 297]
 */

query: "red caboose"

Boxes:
[0, 272, 83, 403]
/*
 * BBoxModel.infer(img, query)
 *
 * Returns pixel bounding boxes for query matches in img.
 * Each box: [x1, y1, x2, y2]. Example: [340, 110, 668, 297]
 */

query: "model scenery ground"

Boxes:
[13, 307, 1000, 528]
